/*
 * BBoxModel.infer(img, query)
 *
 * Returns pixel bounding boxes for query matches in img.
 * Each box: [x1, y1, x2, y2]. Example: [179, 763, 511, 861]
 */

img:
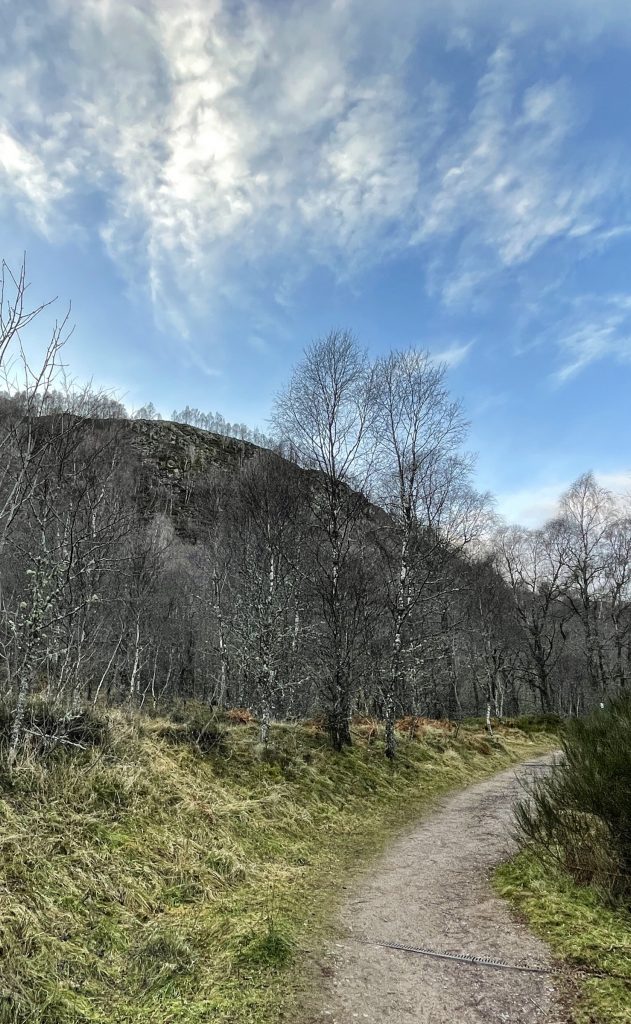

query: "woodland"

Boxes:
[1, 258, 630, 762]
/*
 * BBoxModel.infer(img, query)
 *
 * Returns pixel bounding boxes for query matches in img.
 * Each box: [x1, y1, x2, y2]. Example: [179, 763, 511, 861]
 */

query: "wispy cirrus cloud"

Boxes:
[0, 126, 69, 236]
[547, 294, 631, 383]
[417, 50, 612, 304]
[0, 0, 630, 352]
[430, 340, 474, 369]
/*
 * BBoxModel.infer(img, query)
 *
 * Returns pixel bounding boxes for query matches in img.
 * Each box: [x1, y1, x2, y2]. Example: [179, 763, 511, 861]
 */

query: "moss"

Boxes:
[496, 852, 631, 1023]
[0, 718, 554, 1024]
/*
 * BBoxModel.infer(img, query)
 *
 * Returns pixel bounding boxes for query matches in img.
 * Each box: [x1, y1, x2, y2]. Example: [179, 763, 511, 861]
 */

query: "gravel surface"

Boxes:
[306, 754, 563, 1024]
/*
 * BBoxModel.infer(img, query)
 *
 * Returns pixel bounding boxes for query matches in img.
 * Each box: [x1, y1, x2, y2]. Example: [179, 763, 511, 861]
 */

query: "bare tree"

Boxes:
[495, 522, 568, 711]
[0, 257, 70, 555]
[605, 510, 631, 689]
[555, 473, 614, 694]
[0, 258, 76, 765]
[272, 330, 374, 749]
[225, 452, 308, 743]
[372, 350, 487, 756]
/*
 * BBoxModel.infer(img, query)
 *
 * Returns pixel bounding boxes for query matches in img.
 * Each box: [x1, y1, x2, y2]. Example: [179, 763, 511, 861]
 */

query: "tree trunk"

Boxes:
[327, 684, 352, 750]
[259, 704, 271, 746]
[7, 673, 30, 769]
[384, 688, 397, 759]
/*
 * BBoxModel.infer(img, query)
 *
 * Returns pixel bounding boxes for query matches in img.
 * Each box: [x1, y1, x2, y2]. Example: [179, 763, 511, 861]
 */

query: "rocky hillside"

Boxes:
[126, 418, 265, 481]
[92, 417, 271, 534]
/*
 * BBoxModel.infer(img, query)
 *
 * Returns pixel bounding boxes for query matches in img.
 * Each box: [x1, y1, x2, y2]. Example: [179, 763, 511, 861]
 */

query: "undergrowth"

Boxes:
[514, 696, 631, 906]
[496, 853, 631, 1024]
[0, 711, 554, 1024]
[498, 699, 631, 1023]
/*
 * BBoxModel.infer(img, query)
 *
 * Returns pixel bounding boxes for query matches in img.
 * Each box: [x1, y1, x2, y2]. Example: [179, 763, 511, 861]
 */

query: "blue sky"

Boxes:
[1, 0, 631, 525]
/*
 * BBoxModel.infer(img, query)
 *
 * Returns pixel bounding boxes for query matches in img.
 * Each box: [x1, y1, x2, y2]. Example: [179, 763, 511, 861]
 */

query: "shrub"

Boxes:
[0, 698, 110, 762]
[508, 713, 563, 735]
[158, 701, 226, 754]
[225, 707, 254, 724]
[514, 696, 631, 905]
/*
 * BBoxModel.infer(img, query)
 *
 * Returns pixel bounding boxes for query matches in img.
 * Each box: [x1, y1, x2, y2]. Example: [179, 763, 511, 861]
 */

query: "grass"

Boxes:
[496, 852, 631, 1023]
[496, 697, 631, 1024]
[0, 712, 555, 1024]
[512, 697, 631, 906]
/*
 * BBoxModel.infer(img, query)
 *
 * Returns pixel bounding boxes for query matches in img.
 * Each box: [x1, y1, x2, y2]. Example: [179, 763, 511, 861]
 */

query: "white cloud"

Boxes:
[495, 482, 566, 528]
[430, 340, 473, 368]
[550, 294, 631, 383]
[0, 125, 70, 235]
[497, 471, 631, 527]
[417, 51, 610, 303]
[0, 0, 629, 342]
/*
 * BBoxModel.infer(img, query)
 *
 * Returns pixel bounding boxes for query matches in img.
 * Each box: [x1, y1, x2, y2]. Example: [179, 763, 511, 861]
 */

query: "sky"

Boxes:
[1, 0, 630, 526]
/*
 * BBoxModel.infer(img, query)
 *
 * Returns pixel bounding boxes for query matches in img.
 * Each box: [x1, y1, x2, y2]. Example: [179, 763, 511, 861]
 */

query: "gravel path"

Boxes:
[307, 754, 562, 1024]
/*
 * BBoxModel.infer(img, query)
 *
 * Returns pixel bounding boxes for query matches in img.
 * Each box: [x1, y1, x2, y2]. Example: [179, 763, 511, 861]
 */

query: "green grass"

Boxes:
[496, 853, 631, 1023]
[0, 714, 554, 1024]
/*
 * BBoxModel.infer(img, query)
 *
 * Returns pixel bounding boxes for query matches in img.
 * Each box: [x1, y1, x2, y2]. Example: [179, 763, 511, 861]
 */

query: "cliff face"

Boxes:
[122, 420, 389, 538]
[126, 419, 263, 481]
[119, 419, 268, 535]
[55, 416, 377, 542]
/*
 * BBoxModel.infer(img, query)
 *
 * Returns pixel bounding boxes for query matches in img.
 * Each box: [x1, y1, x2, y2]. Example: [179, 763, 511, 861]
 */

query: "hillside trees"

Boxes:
[547, 474, 631, 699]
[222, 451, 310, 742]
[170, 405, 272, 448]
[2, 256, 630, 763]
[0, 260, 161, 760]
[466, 553, 525, 721]
[491, 474, 631, 714]
[0, 258, 72, 761]
[0, 257, 69, 556]
[3, 416, 140, 758]
[556, 473, 614, 693]
[496, 523, 568, 711]
[371, 349, 486, 756]
[606, 513, 631, 689]
[272, 330, 376, 749]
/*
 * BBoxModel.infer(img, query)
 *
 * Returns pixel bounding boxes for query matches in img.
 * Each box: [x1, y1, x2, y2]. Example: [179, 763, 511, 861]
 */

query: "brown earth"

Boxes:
[304, 754, 563, 1024]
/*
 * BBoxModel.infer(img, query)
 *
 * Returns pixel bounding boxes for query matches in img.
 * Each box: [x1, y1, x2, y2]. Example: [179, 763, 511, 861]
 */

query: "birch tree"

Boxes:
[604, 511, 631, 689]
[372, 350, 486, 757]
[225, 452, 308, 743]
[555, 473, 614, 694]
[272, 330, 374, 749]
[0, 257, 70, 555]
[495, 522, 568, 711]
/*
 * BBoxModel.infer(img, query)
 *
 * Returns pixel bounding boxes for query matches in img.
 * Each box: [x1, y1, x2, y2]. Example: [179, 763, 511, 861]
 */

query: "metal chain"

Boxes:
[369, 939, 553, 974]
[368, 939, 631, 984]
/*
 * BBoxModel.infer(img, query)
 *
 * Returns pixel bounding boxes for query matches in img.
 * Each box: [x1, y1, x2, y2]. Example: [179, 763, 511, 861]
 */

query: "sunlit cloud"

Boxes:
[430, 341, 474, 369]
[550, 295, 631, 383]
[0, 0, 630, 361]
[496, 471, 631, 527]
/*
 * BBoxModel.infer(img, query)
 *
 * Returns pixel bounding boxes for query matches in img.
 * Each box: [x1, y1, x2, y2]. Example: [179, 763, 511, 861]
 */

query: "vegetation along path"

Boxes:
[310, 754, 562, 1024]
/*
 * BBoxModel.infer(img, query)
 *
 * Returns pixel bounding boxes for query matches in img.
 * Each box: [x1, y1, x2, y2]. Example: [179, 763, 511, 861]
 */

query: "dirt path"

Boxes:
[308, 754, 562, 1024]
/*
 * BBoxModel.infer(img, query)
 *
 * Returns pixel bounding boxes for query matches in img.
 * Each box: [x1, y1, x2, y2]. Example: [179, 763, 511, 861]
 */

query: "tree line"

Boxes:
[1, 258, 629, 761]
[133, 402, 273, 449]
[1, 389, 272, 451]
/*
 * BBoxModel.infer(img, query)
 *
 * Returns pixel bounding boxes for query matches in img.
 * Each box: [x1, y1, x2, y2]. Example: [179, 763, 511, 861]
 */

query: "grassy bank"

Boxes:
[496, 853, 631, 1023]
[0, 713, 554, 1024]
[496, 698, 631, 1024]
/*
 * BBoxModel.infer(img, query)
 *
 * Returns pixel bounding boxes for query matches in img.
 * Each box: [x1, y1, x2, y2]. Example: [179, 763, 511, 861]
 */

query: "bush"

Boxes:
[515, 696, 631, 906]
[158, 701, 226, 754]
[460, 714, 562, 736]
[0, 698, 110, 762]
[508, 713, 563, 735]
